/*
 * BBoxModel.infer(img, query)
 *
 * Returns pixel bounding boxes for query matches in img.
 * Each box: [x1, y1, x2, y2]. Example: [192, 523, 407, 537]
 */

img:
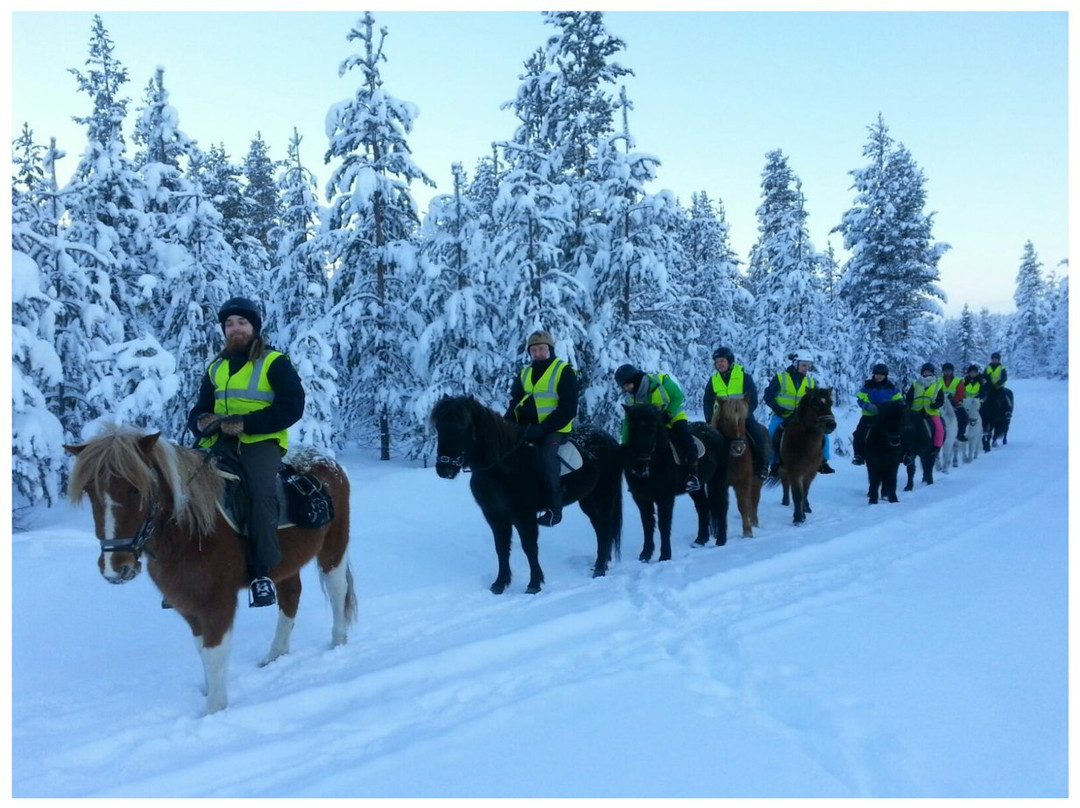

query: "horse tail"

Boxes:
[343, 563, 358, 625]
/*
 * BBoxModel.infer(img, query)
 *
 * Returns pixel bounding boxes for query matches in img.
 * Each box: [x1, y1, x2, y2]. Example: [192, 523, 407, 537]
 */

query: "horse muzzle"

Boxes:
[435, 456, 464, 479]
[98, 550, 142, 584]
[821, 417, 837, 434]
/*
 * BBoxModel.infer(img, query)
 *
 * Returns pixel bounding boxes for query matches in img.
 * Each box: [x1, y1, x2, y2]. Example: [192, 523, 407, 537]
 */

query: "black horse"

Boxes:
[863, 399, 906, 504]
[622, 405, 729, 559]
[902, 409, 937, 491]
[431, 395, 622, 594]
[981, 385, 1014, 451]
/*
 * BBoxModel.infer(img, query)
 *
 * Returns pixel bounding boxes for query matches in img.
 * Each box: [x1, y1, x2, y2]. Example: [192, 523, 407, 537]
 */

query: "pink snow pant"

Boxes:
[929, 414, 944, 448]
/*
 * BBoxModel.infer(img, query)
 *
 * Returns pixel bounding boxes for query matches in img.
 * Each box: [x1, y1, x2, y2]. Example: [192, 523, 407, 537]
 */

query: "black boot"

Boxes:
[684, 465, 701, 493]
[249, 576, 277, 607]
[819, 460, 836, 474]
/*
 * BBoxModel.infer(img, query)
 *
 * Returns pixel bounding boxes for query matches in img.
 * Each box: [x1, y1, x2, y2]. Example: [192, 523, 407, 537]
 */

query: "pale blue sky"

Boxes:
[8, 8, 1070, 316]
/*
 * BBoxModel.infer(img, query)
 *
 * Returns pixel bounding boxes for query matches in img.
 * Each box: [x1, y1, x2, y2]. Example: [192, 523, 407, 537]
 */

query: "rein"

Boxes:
[437, 430, 527, 474]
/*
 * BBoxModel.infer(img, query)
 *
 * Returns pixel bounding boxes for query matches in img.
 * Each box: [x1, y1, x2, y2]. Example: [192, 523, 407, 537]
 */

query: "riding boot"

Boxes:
[749, 437, 768, 481]
[819, 460, 836, 474]
[536, 434, 563, 527]
[684, 462, 701, 493]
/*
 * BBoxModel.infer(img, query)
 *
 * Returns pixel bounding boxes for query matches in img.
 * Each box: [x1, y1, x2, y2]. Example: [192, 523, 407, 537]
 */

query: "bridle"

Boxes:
[436, 429, 526, 474]
[100, 494, 158, 559]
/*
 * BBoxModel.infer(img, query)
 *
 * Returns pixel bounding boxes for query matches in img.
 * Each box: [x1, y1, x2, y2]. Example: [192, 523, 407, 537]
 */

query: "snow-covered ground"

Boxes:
[12, 379, 1067, 798]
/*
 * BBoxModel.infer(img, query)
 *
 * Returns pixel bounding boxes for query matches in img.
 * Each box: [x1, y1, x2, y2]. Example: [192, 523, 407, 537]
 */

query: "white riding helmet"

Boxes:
[790, 348, 815, 366]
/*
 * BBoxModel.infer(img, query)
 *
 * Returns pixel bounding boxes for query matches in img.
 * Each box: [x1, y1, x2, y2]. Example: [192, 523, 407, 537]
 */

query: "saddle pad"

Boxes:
[557, 441, 583, 476]
[212, 466, 297, 533]
[668, 435, 705, 464]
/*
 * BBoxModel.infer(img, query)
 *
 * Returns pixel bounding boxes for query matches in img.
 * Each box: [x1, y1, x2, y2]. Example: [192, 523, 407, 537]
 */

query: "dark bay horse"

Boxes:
[709, 396, 763, 537]
[863, 399, 906, 504]
[776, 388, 836, 525]
[981, 386, 1014, 451]
[902, 409, 937, 490]
[622, 405, 729, 560]
[64, 425, 356, 714]
[430, 395, 622, 594]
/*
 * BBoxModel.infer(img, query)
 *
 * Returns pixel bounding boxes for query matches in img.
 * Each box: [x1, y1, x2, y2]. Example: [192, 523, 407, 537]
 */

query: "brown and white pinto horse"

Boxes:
[65, 426, 356, 713]
[709, 396, 763, 538]
[776, 388, 837, 525]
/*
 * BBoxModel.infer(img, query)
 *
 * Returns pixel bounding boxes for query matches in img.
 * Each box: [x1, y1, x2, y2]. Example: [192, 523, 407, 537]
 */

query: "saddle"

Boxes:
[556, 440, 584, 477]
[213, 460, 334, 534]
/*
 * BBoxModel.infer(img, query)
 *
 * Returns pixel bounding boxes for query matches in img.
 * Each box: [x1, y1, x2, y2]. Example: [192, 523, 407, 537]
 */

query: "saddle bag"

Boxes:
[281, 468, 334, 529]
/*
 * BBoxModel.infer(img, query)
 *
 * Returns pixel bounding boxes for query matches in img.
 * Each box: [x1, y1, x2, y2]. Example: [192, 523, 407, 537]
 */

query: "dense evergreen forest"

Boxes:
[11, 11, 1068, 510]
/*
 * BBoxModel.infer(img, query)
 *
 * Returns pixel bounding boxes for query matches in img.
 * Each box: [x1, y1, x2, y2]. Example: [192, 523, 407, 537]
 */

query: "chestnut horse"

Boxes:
[65, 426, 356, 714]
[709, 396, 763, 537]
[776, 388, 837, 525]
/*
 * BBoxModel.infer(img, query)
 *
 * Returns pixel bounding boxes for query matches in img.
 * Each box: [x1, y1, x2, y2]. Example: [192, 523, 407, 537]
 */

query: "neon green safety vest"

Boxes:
[963, 378, 981, 398]
[774, 370, 815, 414]
[986, 364, 1005, 388]
[710, 365, 745, 414]
[518, 358, 573, 433]
[941, 376, 962, 401]
[623, 373, 688, 424]
[199, 351, 289, 451]
[911, 377, 943, 416]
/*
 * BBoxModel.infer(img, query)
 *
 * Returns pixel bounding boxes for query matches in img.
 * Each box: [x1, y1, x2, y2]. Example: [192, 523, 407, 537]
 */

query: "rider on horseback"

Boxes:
[616, 364, 700, 492]
[764, 349, 835, 476]
[940, 362, 969, 442]
[851, 363, 903, 465]
[187, 296, 306, 608]
[505, 330, 578, 527]
[702, 346, 769, 480]
[986, 352, 1008, 389]
[905, 362, 946, 457]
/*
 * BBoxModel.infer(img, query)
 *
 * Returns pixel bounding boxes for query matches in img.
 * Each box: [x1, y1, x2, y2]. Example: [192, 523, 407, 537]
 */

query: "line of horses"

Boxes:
[62, 384, 1012, 714]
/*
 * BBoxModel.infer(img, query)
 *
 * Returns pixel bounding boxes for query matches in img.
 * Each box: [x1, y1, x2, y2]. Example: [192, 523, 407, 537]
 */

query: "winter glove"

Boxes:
[523, 423, 545, 443]
[220, 415, 245, 436]
[197, 414, 222, 436]
[864, 403, 879, 415]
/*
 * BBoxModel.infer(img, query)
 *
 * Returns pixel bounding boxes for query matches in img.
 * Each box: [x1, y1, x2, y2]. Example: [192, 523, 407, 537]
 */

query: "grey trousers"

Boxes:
[215, 438, 283, 578]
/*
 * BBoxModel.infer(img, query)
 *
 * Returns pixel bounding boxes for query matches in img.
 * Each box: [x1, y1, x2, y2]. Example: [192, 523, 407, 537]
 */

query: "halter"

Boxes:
[437, 433, 527, 474]
[100, 497, 158, 559]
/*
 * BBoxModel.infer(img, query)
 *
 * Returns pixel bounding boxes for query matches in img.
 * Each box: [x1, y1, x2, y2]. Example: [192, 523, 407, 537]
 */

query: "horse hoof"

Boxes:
[742, 531, 753, 538]
[490, 581, 508, 595]
[889, 496, 899, 503]
[691, 538, 708, 548]
[591, 567, 607, 579]
[658, 553, 672, 562]
[525, 584, 542, 594]
[639, 552, 653, 562]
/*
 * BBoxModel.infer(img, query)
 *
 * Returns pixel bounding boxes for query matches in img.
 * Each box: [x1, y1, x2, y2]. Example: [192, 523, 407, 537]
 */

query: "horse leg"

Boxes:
[688, 489, 710, 547]
[867, 464, 879, 504]
[656, 495, 675, 562]
[261, 573, 301, 667]
[517, 519, 545, 594]
[780, 475, 791, 507]
[319, 559, 356, 647]
[790, 477, 806, 524]
[711, 479, 729, 546]
[750, 480, 761, 528]
[632, 490, 657, 561]
[904, 459, 915, 492]
[488, 515, 514, 594]
[735, 483, 753, 537]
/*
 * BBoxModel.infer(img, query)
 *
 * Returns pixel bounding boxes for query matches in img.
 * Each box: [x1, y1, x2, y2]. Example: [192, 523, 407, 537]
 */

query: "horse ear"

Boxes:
[63, 443, 85, 456]
[138, 433, 162, 453]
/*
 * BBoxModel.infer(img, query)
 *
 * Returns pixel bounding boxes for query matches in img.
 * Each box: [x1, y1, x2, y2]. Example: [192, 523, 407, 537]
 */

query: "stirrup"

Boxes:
[684, 474, 701, 493]
[537, 508, 562, 527]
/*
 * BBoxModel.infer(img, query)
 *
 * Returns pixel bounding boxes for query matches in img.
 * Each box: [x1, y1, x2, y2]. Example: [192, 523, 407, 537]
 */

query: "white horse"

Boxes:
[937, 401, 960, 473]
[961, 396, 982, 463]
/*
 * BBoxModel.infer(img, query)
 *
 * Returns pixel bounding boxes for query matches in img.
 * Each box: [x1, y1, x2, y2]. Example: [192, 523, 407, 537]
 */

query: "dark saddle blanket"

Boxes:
[215, 461, 334, 534]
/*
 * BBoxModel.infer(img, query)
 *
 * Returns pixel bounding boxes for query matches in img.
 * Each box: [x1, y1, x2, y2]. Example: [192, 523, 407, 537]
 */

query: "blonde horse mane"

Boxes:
[711, 396, 749, 432]
[68, 424, 222, 536]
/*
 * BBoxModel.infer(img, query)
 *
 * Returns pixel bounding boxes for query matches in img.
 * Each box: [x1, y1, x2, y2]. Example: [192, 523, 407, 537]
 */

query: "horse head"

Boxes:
[711, 396, 749, 458]
[875, 399, 906, 448]
[623, 404, 668, 478]
[65, 428, 163, 584]
[431, 395, 474, 479]
[797, 388, 837, 434]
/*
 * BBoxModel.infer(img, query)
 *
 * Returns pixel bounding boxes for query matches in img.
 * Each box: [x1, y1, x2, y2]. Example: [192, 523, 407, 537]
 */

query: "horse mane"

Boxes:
[432, 395, 519, 468]
[68, 424, 222, 536]
[712, 396, 748, 430]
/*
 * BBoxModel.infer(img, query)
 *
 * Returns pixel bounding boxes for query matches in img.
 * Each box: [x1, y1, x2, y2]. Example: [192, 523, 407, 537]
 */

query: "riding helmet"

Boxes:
[942, 362, 954, 371]
[526, 330, 555, 351]
[966, 364, 981, 374]
[990, 352, 1001, 361]
[789, 348, 814, 366]
[615, 364, 643, 388]
[871, 363, 888, 376]
[218, 296, 262, 334]
[712, 346, 735, 364]
[920, 362, 935, 375]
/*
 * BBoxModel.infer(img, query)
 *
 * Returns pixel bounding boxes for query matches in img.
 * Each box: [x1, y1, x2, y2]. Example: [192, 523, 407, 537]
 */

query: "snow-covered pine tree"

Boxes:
[321, 12, 435, 459]
[265, 128, 338, 452]
[834, 115, 949, 384]
[1007, 241, 1047, 376]
[199, 143, 246, 248]
[410, 162, 506, 454]
[815, 242, 858, 405]
[1045, 274, 1068, 379]
[679, 191, 750, 390]
[745, 149, 826, 401]
[954, 304, 980, 368]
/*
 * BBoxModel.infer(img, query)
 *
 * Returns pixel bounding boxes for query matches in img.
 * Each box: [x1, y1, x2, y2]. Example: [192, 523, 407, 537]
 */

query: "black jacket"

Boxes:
[187, 348, 305, 440]
[504, 355, 579, 434]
